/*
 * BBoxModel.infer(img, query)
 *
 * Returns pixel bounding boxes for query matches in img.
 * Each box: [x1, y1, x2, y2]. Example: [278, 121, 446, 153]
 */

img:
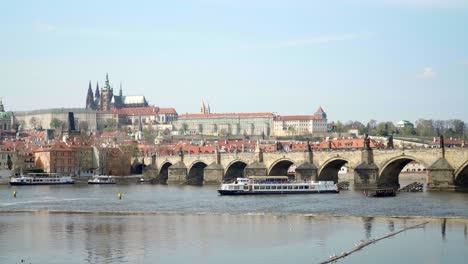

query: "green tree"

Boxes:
[415, 119, 435, 137]
[335, 121, 343, 133]
[50, 118, 62, 129]
[400, 125, 416, 136]
[7, 155, 13, 170]
[366, 119, 377, 135]
[103, 119, 118, 132]
[376, 122, 389, 136]
[450, 119, 465, 137]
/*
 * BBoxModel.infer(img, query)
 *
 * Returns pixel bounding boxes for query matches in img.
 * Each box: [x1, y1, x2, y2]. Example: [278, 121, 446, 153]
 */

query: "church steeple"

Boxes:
[95, 82, 100, 98]
[105, 73, 111, 90]
[200, 99, 206, 114]
[119, 81, 123, 97]
[85, 81, 94, 109]
[0, 97, 4, 112]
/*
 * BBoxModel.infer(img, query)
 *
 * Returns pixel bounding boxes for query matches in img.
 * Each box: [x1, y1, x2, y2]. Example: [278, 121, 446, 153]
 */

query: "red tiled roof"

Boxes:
[110, 107, 159, 115]
[429, 138, 465, 145]
[275, 115, 324, 121]
[318, 138, 384, 149]
[102, 107, 178, 116]
[179, 112, 274, 118]
[158, 108, 178, 114]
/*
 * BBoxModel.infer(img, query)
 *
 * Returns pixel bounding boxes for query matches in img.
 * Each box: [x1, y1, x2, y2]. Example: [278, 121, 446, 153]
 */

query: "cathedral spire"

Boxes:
[105, 73, 110, 90]
[86, 81, 94, 109]
[119, 81, 123, 97]
[95, 82, 100, 98]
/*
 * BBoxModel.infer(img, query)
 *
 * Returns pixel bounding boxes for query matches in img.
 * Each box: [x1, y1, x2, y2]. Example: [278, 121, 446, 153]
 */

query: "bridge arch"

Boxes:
[268, 159, 296, 177]
[224, 160, 248, 182]
[378, 155, 428, 188]
[318, 157, 350, 183]
[454, 160, 468, 187]
[187, 161, 208, 185]
[159, 162, 172, 184]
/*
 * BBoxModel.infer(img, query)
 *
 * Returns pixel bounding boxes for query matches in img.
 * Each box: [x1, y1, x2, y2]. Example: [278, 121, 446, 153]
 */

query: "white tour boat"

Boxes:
[9, 173, 74, 186]
[88, 175, 116, 184]
[218, 176, 339, 195]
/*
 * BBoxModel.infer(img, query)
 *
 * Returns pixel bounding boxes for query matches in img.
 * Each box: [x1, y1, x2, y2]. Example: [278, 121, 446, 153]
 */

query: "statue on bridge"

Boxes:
[305, 141, 312, 152]
[387, 135, 394, 149]
[364, 133, 371, 150]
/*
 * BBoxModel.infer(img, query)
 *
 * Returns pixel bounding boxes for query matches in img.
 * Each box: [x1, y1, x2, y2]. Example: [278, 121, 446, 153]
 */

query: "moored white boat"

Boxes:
[218, 176, 339, 195]
[9, 173, 74, 186]
[88, 175, 116, 184]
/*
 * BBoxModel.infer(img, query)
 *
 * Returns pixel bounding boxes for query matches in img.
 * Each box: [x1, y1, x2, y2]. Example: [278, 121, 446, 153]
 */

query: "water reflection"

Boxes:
[441, 218, 447, 240]
[1, 213, 468, 264]
[387, 220, 395, 233]
[362, 217, 374, 239]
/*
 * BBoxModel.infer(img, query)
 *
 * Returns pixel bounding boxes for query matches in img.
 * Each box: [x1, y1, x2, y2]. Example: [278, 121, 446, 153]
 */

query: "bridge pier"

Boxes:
[204, 163, 224, 184]
[295, 143, 318, 181]
[353, 140, 379, 190]
[245, 143, 267, 176]
[427, 158, 456, 191]
[295, 163, 318, 181]
[245, 161, 267, 176]
[167, 149, 187, 184]
[167, 161, 187, 184]
[354, 163, 379, 190]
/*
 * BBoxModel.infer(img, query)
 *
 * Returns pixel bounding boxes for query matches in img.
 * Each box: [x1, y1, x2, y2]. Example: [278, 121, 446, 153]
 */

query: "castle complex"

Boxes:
[86, 73, 148, 111]
[5, 74, 329, 137]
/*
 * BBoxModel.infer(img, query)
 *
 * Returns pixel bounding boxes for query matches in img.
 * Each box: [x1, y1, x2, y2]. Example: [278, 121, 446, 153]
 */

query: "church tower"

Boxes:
[200, 99, 211, 114]
[95, 82, 100, 99]
[200, 99, 206, 114]
[85, 81, 94, 109]
[100, 73, 114, 111]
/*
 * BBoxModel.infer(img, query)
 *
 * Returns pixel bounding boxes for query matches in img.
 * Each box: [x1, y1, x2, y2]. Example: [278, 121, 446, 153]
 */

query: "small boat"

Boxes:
[218, 176, 339, 195]
[137, 178, 147, 183]
[88, 175, 116, 184]
[9, 173, 74, 186]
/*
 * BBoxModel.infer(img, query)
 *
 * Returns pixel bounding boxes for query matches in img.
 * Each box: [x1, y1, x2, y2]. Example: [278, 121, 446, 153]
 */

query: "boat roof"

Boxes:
[248, 176, 289, 179]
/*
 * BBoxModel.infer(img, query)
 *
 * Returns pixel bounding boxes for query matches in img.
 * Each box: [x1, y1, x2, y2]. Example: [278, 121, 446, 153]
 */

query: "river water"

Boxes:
[1, 179, 467, 263]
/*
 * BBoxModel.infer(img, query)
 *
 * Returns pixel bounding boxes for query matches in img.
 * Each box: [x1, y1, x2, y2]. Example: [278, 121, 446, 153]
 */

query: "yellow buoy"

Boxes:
[13, 190, 17, 198]
[118, 192, 122, 200]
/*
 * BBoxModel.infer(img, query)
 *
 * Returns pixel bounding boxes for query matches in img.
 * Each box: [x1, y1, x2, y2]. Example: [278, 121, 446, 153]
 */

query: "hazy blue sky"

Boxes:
[1, 0, 467, 123]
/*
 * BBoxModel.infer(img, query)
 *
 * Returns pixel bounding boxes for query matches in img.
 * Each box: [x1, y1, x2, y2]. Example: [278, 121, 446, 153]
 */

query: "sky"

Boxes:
[1, 0, 467, 123]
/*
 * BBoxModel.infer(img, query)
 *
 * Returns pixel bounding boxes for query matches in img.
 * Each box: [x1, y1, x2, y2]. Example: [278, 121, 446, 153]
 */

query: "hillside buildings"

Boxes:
[173, 101, 328, 137]
[273, 107, 328, 136]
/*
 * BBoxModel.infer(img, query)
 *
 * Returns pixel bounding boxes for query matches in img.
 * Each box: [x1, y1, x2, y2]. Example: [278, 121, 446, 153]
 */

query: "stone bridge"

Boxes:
[135, 147, 468, 191]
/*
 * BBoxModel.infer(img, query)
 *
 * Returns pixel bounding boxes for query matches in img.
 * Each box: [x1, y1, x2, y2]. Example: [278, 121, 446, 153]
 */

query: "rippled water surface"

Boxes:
[1, 181, 468, 217]
[0, 181, 467, 263]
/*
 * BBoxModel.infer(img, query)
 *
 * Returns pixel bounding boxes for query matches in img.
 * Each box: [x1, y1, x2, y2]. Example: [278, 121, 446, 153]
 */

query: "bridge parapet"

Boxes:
[133, 147, 468, 190]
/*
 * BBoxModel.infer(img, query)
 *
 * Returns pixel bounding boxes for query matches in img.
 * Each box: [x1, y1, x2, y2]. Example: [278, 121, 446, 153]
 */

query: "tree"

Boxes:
[450, 119, 465, 137]
[366, 119, 377, 135]
[415, 119, 435, 137]
[103, 119, 118, 132]
[400, 125, 416, 136]
[7, 155, 13, 170]
[50, 118, 63, 129]
[376, 122, 389, 136]
[335, 121, 343, 133]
